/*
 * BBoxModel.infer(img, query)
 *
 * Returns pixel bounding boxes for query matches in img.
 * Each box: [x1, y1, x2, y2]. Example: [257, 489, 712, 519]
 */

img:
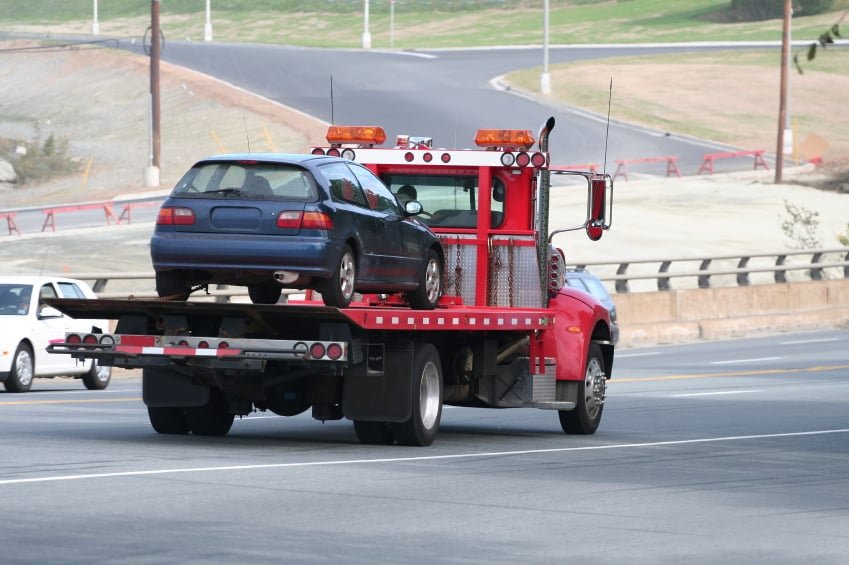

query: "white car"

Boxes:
[0, 276, 112, 392]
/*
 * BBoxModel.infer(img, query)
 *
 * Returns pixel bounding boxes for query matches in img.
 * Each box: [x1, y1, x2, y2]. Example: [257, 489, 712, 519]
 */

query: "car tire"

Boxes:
[184, 389, 234, 436]
[320, 245, 356, 308]
[4, 343, 34, 393]
[82, 360, 112, 390]
[248, 285, 282, 305]
[559, 342, 606, 435]
[148, 406, 190, 435]
[406, 249, 443, 310]
[156, 271, 191, 301]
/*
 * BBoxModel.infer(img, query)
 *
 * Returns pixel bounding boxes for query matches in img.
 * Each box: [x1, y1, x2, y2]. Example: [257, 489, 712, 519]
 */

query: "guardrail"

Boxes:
[571, 247, 849, 293]
[59, 248, 849, 299]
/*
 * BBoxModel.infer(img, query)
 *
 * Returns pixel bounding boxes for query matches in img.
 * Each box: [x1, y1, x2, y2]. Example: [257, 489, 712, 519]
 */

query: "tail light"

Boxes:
[531, 152, 547, 168]
[276, 211, 333, 230]
[515, 152, 531, 167]
[157, 207, 196, 226]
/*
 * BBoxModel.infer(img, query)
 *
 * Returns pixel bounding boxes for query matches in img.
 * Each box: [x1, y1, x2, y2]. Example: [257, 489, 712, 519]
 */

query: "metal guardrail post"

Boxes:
[697, 259, 711, 288]
[736, 257, 750, 286]
[775, 255, 787, 283]
[615, 263, 630, 293]
[810, 252, 823, 281]
[658, 261, 671, 291]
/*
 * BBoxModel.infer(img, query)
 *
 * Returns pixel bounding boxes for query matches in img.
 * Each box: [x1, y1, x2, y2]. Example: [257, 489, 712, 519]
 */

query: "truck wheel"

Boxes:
[82, 360, 112, 390]
[4, 343, 34, 393]
[156, 271, 191, 301]
[559, 342, 606, 435]
[353, 421, 395, 445]
[320, 245, 356, 308]
[184, 389, 234, 436]
[147, 406, 190, 435]
[406, 249, 443, 310]
[248, 285, 282, 305]
[392, 343, 442, 446]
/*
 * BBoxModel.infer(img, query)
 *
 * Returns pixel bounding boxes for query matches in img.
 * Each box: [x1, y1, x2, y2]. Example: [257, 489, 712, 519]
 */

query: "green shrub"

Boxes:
[10, 131, 79, 185]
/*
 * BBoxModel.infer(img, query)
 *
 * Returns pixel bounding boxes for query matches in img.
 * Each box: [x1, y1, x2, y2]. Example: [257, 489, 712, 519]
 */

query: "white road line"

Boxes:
[671, 389, 763, 398]
[616, 352, 661, 359]
[780, 338, 841, 345]
[2, 428, 847, 486]
[711, 357, 781, 365]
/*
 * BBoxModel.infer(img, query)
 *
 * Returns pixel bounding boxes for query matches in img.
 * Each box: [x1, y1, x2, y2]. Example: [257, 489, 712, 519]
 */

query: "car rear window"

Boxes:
[172, 162, 318, 201]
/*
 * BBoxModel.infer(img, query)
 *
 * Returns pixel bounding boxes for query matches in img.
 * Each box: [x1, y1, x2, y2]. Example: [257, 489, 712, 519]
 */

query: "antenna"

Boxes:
[602, 77, 613, 175]
[330, 75, 335, 125]
[243, 117, 251, 152]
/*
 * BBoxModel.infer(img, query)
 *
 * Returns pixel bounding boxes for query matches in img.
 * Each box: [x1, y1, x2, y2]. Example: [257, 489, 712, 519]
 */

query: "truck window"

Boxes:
[381, 174, 504, 228]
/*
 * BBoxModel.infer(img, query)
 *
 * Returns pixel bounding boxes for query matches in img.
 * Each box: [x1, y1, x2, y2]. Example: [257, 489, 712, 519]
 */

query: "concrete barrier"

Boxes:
[616, 279, 849, 347]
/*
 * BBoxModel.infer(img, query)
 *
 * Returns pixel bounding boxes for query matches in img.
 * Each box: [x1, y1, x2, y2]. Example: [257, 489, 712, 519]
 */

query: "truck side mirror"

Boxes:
[586, 175, 609, 241]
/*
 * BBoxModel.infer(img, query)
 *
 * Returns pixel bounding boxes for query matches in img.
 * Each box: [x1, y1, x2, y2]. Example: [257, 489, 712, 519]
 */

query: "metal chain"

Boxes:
[489, 241, 502, 305]
[507, 239, 515, 307]
[454, 243, 463, 297]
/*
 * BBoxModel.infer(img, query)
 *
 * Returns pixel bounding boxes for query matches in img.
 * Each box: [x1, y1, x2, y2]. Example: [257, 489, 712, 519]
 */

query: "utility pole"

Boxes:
[145, 0, 162, 187]
[775, 0, 791, 184]
[92, 0, 100, 35]
[541, 0, 551, 94]
[362, 0, 371, 49]
[204, 0, 213, 42]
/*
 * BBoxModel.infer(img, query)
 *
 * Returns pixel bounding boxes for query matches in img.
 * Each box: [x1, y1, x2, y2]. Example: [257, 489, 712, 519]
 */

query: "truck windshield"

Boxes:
[381, 174, 504, 229]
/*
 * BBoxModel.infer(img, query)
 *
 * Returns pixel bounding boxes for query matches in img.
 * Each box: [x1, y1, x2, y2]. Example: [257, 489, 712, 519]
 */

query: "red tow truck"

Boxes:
[47, 117, 615, 446]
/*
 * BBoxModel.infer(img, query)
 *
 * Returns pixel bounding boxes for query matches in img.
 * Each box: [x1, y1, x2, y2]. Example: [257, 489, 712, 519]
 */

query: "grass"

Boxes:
[0, 0, 847, 48]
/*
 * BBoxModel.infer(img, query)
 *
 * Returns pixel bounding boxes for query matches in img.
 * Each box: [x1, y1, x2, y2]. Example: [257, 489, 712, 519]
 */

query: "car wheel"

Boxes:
[82, 360, 112, 390]
[4, 343, 34, 393]
[248, 285, 282, 305]
[156, 271, 191, 301]
[148, 406, 190, 435]
[406, 249, 443, 310]
[391, 343, 442, 446]
[559, 343, 606, 435]
[184, 389, 234, 436]
[320, 245, 356, 308]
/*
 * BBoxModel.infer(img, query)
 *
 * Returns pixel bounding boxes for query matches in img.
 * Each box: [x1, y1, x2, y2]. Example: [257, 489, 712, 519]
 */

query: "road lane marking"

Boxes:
[780, 337, 841, 345]
[671, 389, 763, 398]
[616, 352, 661, 359]
[613, 364, 849, 383]
[1, 428, 847, 486]
[0, 397, 140, 406]
[711, 357, 781, 365]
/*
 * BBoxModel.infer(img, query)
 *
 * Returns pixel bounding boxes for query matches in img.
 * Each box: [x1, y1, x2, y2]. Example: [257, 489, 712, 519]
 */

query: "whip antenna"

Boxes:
[330, 75, 335, 125]
[244, 117, 251, 152]
[603, 77, 613, 175]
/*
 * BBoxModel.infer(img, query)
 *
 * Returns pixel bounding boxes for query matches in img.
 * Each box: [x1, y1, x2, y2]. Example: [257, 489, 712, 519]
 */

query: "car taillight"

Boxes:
[157, 207, 196, 225]
[276, 211, 303, 229]
[302, 211, 333, 230]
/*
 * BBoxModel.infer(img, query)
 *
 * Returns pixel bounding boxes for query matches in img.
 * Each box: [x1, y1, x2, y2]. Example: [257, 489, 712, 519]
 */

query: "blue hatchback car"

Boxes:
[150, 154, 444, 309]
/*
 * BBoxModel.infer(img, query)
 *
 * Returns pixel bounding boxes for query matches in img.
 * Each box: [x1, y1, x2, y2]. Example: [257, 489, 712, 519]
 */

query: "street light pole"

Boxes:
[92, 0, 99, 35]
[541, 0, 551, 94]
[775, 0, 791, 184]
[204, 0, 213, 42]
[362, 0, 372, 49]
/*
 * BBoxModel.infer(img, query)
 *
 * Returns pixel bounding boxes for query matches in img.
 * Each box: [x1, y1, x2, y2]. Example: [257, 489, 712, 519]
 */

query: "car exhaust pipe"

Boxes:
[273, 271, 299, 285]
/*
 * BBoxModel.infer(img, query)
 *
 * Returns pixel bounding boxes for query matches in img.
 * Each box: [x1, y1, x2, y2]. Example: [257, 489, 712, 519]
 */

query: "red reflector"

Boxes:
[516, 152, 531, 167]
[83, 334, 98, 345]
[302, 211, 334, 230]
[327, 148, 340, 157]
[311, 148, 325, 155]
[441, 153, 451, 163]
[218, 342, 229, 349]
[198, 341, 209, 349]
[66, 334, 82, 344]
[422, 152, 433, 163]
[531, 152, 547, 167]
[326, 343, 343, 360]
[157, 207, 195, 226]
[404, 152, 414, 162]
[276, 210, 303, 229]
[310, 343, 326, 359]
[177, 340, 189, 347]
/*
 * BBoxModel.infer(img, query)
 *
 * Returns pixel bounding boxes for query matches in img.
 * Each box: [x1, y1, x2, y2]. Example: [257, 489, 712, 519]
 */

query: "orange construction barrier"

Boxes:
[613, 156, 681, 182]
[697, 150, 769, 175]
[41, 202, 118, 232]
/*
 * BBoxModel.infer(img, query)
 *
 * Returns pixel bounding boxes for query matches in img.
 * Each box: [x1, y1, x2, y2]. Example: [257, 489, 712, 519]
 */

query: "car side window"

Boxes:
[38, 283, 58, 313]
[319, 162, 369, 208]
[348, 164, 400, 214]
[58, 282, 86, 299]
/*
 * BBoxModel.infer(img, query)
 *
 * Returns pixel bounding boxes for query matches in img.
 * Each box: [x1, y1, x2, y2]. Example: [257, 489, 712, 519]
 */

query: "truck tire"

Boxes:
[4, 343, 34, 393]
[392, 343, 443, 446]
[148, 406, 190, 435]
[320, 245, 356, 308]
[559, 342, 606, 435]
[82, 360, 112, 390]
[184, 389, 234, 436]
[406, 249, 443, 310]
[353, 421, 395, 445]
[248, 285, 282, 305]
[156, 271, 191, 301]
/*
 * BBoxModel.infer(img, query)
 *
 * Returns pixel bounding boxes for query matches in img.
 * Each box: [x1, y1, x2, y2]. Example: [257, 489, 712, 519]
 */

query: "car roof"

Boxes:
[195, 153, 345, 167]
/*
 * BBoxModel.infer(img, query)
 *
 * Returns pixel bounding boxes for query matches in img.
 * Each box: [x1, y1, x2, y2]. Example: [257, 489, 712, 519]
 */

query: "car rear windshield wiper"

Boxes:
[204, 187, 244, 196]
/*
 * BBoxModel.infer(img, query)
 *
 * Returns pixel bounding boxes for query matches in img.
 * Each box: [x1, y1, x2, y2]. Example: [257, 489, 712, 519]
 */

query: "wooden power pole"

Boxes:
[151, 0, 161, 171]
[775, 0, 792, 184]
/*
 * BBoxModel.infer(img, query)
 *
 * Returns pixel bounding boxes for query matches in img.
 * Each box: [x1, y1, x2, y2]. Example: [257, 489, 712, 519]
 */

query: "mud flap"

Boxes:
[143, 367, 209, 408]
[342, 341, 413, 422]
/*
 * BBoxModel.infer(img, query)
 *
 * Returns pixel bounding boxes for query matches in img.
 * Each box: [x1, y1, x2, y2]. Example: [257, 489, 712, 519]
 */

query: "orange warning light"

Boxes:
[325, 125, 387, 146]
[474, 129, 535, 150]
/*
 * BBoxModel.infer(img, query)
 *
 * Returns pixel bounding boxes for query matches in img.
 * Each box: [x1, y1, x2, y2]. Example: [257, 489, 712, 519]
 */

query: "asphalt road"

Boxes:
[2, 329, 847, 563]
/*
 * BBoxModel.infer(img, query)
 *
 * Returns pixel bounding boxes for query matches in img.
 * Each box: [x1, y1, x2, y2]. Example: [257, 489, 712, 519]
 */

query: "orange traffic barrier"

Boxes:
[697, 150, 768, 175]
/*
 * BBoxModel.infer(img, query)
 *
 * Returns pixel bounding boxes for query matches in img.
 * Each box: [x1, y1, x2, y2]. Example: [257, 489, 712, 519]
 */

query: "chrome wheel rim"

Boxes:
[95, 363, 110, 383]
[584, 356, 605, 420]
[15, 349, 33, 387]
[420, 361, 440, 430]
[424, 258, 441, 304]
[339, 251, 355, 301]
